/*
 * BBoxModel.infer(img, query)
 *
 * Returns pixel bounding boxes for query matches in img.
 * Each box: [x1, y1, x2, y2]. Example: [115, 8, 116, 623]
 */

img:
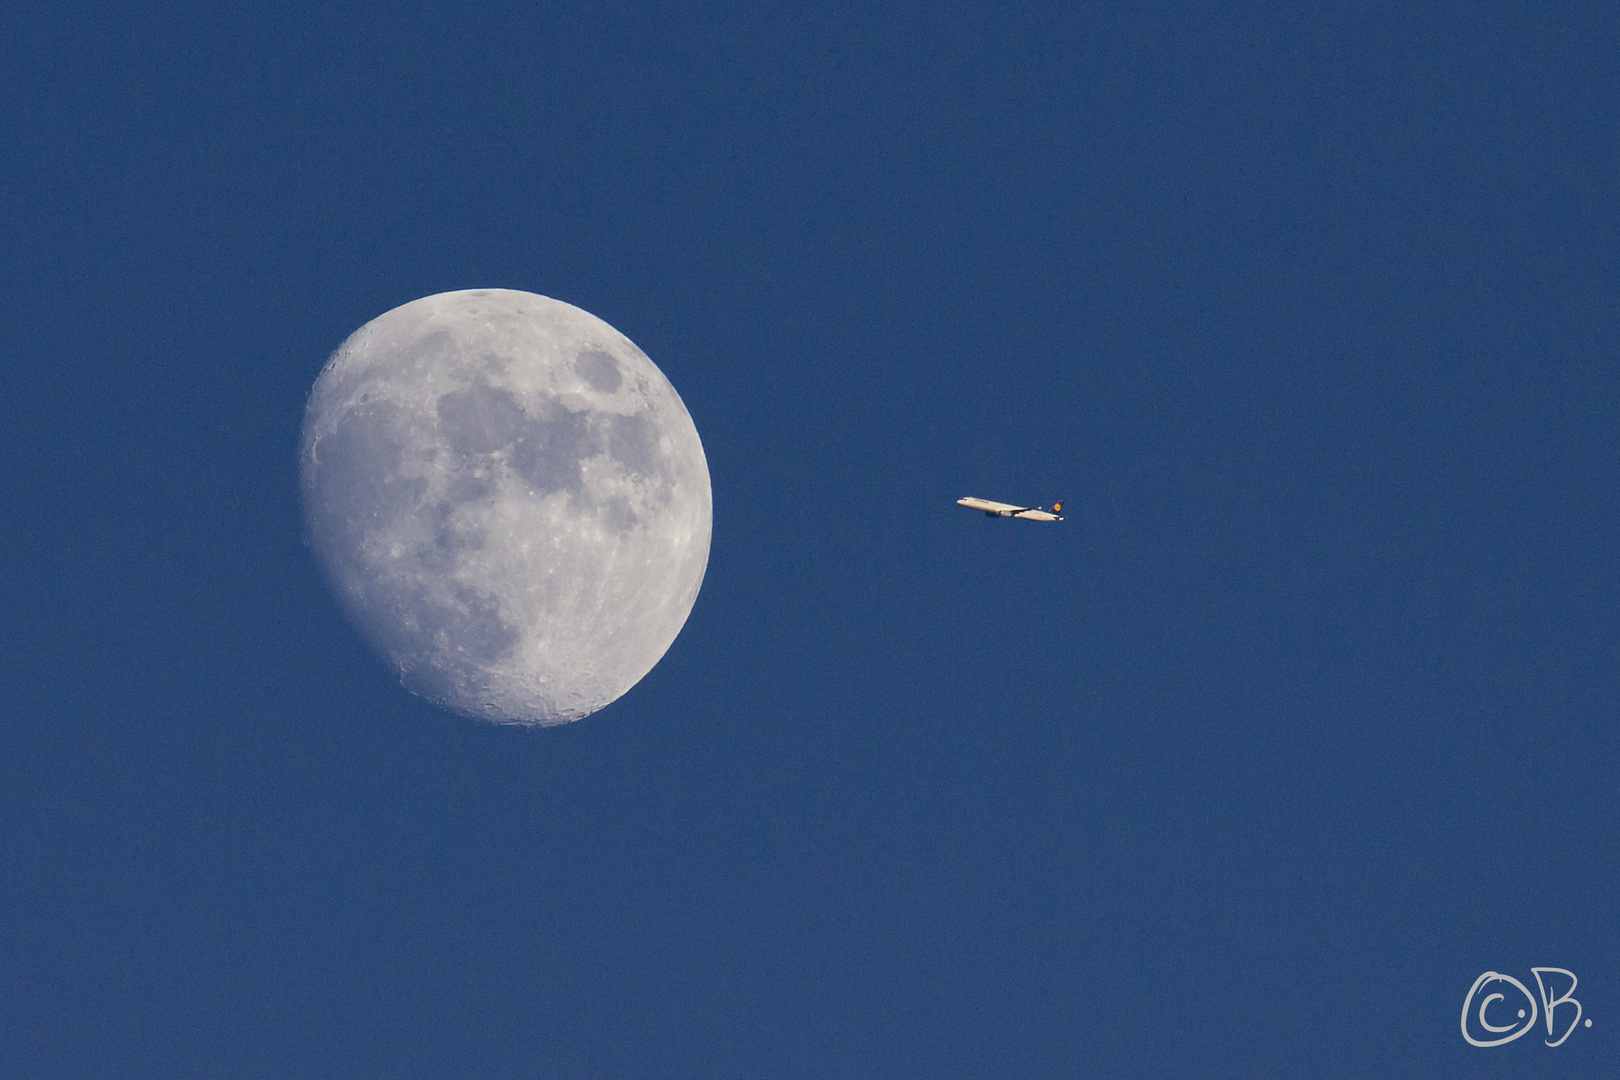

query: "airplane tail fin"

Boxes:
[1052, 501, 1063, 514]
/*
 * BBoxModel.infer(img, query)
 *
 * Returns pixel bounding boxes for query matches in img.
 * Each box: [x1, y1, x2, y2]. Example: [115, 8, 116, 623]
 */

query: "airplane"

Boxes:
[956, 497, 1064, 522]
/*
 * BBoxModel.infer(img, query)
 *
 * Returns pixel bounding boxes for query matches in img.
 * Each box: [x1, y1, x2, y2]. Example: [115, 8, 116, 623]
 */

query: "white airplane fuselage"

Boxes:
[956, 497, 1063, 522]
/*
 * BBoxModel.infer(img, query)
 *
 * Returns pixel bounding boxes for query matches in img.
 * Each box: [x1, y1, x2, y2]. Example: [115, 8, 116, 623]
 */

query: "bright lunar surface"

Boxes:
[300, 290, 712, 725]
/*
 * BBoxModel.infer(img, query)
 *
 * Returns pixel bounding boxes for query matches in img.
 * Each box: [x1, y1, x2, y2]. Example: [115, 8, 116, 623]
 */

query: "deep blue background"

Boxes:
[3, 2, 1616, 1076]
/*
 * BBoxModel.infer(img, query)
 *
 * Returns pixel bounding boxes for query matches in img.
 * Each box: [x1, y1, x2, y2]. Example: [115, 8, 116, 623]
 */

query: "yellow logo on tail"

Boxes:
[1052, 501, 1063, 513]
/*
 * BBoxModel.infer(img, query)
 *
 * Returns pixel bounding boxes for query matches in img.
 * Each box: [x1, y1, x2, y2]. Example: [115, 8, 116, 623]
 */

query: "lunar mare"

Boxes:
[300, 290, 712, 725]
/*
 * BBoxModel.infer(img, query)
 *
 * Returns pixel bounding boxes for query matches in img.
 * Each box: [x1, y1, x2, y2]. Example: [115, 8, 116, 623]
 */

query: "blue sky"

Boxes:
[3, 2, 1616, 1076]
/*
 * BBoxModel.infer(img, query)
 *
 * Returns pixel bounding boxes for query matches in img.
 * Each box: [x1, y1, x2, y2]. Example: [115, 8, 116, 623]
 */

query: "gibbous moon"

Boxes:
[300, 290, 712, 725]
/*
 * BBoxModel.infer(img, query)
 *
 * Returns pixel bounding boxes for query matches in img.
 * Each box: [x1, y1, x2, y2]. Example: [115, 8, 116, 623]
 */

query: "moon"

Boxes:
[300, 289, 712, 725]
